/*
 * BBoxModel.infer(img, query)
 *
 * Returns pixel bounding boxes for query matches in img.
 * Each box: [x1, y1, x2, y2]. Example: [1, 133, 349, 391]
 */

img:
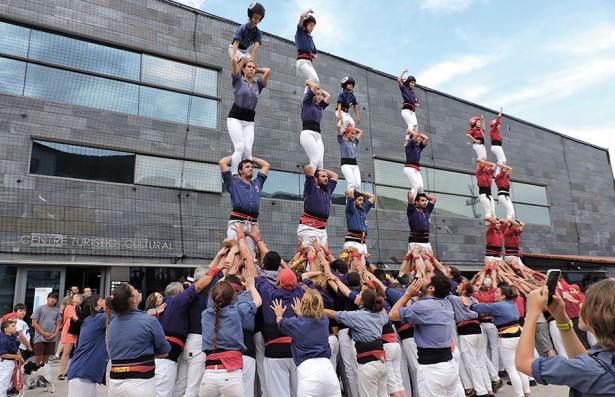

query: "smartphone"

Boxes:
[545, 269, 561, 305]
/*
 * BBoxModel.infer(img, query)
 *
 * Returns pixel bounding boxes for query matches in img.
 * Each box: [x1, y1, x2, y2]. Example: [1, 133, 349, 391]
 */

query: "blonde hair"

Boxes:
[580, 278, 615, 357]
[301, 289, 324, 320]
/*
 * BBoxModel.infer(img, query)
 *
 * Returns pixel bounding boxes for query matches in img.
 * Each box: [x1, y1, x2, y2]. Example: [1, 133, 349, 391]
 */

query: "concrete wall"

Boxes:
[0, 0, 613, 267]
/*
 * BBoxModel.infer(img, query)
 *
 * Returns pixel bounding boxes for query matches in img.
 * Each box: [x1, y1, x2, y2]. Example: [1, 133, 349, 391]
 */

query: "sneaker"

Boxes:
[529, 380, 537, 387]
[491, 379, 503, 393]
[7, 388, 19, 396]
[497, 371, 507, 378]
[36, 378, 47, 388]
[49, 355, 60, 362]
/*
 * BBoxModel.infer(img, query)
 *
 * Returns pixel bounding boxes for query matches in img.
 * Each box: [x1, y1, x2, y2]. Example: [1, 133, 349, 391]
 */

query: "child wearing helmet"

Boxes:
[295, 9, 319, 92]
[489, 107, 506, 175]
[466, 114, 487, 161]
[229, 2, 265, 61]
[337, 76, 360, 133]
[397, 69, 420, 144]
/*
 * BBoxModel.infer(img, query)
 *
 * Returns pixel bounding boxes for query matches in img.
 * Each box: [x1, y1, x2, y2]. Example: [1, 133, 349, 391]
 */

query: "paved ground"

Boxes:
[22, 359, 570, 396]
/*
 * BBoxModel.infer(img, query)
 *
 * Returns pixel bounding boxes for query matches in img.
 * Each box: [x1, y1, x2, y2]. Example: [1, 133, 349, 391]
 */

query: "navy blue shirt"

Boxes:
[279, 315, 331, 367]
[405, 139, 426, 165]
[345, 197, 372, 234]
[255, 277, 303, 326]
[399, 297, 454, 349]
[67, 311, 108, 383]
[303, 174, 337, 220]
[400, 86, 418, 106]
[233, 22, 262, 50]
[187, 271, 225, 334]
[301, 89, 328, 124]
[0, 332, 19, 355]
[107, 310, 170, 360]
[222, 170, 267, 218]
[337, 90, 358, 109]
[407, 202, 434, 233]
[158, 284, 199, 338]
[295, 24, 317, 54]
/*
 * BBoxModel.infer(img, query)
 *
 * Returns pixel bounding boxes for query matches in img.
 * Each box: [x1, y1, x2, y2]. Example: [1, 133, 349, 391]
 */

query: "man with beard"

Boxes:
[219, 154, 270, 256]
[389, 274, 464, 397]
[297, 165, 338, 256]
[343, 188, 375, 267]
[407, 191, 437, 255]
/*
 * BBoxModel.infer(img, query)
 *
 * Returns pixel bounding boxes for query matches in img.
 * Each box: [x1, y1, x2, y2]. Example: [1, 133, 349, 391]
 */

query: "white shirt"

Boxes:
[15, 319, 30, 350]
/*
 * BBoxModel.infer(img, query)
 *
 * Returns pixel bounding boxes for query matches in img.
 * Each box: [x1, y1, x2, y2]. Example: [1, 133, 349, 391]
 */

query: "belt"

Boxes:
[405, 163, 421, 171]
[297, 52, 314, 61]
[264, 336, 292, 346]
[230, 211, 258, 222]
[345, 231, 366, 244]
[166, 335, 185, 349]
[457, 319, 480, 328]
[300, 212, 327, 229]
[205, 364, 227, 370]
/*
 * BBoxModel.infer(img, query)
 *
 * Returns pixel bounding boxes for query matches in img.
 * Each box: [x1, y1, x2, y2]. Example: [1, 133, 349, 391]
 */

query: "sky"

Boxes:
[174, 0, 615, 175]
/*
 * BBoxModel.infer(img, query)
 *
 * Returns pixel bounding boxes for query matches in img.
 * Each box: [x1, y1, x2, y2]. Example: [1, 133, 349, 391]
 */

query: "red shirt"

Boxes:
[476, 164, 494, 188]
[495, 169, 510, 190]
[486, 223, 503, 248]
[558, 288, 581, 319]
[476, 289, 495, 303]
[515, 296, 525, 318]
[504, 224, 521, 248]
[468, 127, 485, 140]
[489, 115, 502, 142]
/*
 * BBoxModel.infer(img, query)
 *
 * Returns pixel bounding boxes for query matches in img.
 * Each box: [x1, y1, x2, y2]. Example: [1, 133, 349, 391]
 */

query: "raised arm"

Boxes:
[230, 55, 240, 76]
[389, 278, 422, 321]
[355, 127, 364, 141]
[324, 168, 338, 181]
[397, 68, 408, 87]
[257, 66, 270, 86]
[219, 155, 233, 173]
[426, 193, 436, 205]
[251, 156, 270, 175]
[298, 8, 313, 27]
[250, 42, 261, 62]
[321, 88, 331, 104]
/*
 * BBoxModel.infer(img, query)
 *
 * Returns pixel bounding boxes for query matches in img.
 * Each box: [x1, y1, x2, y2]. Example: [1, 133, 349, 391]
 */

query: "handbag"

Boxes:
[67, 318, 82, 336]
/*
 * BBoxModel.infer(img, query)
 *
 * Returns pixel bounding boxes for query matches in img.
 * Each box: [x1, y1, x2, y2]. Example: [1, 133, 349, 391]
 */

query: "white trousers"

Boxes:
[480, 322, 500, 373]
[400, 337, 419, 397]
[472, 143, 487, 161]
[296, 59, 319, 86]
[497, 194, 515, 220]
[67, 377, 97, 397]
[343, 241, 367, 268]
[479, 193, 495, 218]
[173, 333, 205, 397]
[490, 145, 507, 168]
[300, 130, 324, 171]
[228, 44, 251, 60]
[199, 369, 243, 397]
[328, 335, 340, 371]
[227, 221, 258, 258]
[155, 358, 178, 397]
[109, 378, 156, 397]
[297, 357, 341, 397]
[341, 164, 361, 192]
[340, 111, 356, 133]
[263, 357, 297, 397]
[401, 109, 418, 131]
[297, 224, 328, 247]
[383, 342, 404, 394]
[227, 118, 255, 176]
[548, 321, 568, 358]
[0, 360, 15, 397]
[458, 334, 491, 395]
[253, 332, 269, 397]
[499, 337, 530, 396]
[403, 166, 424, 198]
[338, 328, 359, 397]
[417, 360, 463, 397]
[407, 242, 433, 269]
[242, 355, 256, 397]
[357, 360, 388, 397]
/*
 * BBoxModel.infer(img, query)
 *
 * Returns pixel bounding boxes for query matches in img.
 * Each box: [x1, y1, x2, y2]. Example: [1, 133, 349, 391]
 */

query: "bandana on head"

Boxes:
[278, 268, 297, 290]
[1, 312, 17, 323]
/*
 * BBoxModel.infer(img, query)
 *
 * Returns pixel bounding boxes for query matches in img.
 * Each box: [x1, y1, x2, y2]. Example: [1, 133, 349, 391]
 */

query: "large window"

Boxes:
[0, 21, 218, 129]
[374, 159, 551, 225]
[30, 140, 221, 193]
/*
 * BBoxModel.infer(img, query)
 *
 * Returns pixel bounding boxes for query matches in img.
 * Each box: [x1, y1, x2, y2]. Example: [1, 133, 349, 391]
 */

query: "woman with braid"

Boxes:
[199, 277, 262, 397]
[106, 284, 170, 397]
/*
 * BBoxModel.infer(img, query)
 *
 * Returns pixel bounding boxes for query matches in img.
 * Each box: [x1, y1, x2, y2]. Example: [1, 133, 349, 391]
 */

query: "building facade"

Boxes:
[1, 0, 613, 313]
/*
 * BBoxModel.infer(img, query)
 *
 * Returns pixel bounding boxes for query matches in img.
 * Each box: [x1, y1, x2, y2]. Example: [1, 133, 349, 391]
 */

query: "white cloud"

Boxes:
[420, 0, 474, 13]
[290, 0, 348, 55]
[457, 84, 490, 101]
[418, 54, 500, 88]
[547, 24, 615, 55]
[171, 0, 206, 10]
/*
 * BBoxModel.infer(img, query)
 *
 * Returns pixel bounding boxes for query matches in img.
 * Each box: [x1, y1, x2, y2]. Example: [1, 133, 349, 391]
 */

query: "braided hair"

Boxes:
[210, 281, 235, 350]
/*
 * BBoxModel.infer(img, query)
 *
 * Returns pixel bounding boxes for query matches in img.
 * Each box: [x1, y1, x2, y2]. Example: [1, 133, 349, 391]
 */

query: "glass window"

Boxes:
[134, 155, 221, 193]
[260, 170, 302, 200]
[189, 96, 218, 129]
[30, 140, 135, 183]
[0, 58, 26, 95]
[0, 266, 17, 314]
[511, 183, 548, 206]
[433, 193, 484, 219]
[139, 86, 190, 124]
[374, 159, 405, 188]
[25, 64, 139, 114]
[0, 22, 30, 57]
[374, 185, 407, 212]
[514, 204, 551, 225]
[28, 30, 140, 80]
[142, 55, 217, 96]
[431, 168, 476, 196]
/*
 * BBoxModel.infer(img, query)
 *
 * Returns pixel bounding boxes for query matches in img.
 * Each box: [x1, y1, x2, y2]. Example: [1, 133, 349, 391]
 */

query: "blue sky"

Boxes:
[175, 0, 615, 174]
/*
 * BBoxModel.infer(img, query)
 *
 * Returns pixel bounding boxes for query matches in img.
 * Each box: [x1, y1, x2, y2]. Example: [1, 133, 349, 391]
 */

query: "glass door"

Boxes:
[16, 267, 65, 319]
